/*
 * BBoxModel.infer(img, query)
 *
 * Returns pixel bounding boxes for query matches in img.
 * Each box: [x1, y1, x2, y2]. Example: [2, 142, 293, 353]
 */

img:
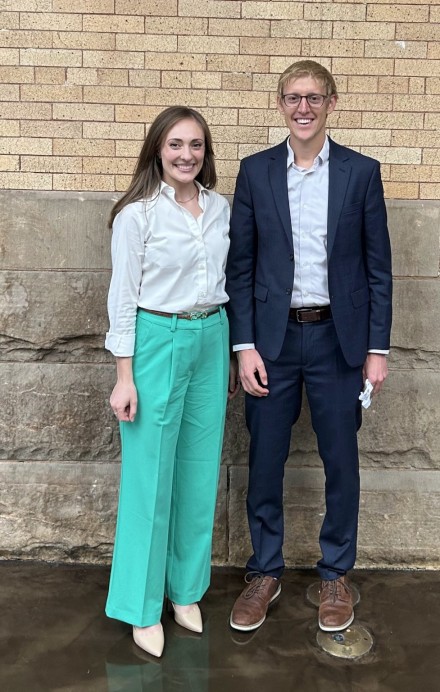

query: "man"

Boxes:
[226, 60, 392, 633]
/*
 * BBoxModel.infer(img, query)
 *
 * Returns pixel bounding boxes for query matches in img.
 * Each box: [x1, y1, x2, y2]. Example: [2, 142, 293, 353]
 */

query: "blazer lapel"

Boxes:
[268, 140, 293, 249]
[327, 139, 352, 259]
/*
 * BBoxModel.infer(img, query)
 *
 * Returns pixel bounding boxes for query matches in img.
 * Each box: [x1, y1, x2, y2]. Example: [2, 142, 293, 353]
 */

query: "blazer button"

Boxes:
[289, 254, 294, 261]
[285, 288, 292, 295]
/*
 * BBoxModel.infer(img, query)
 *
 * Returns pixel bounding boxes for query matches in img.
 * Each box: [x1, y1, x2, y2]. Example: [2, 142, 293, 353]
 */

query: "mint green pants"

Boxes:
[106, 307, 229, 627]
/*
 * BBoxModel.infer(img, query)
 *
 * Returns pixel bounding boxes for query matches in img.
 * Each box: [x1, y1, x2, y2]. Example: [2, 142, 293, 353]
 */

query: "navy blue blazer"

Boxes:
[226, 137, 392, 368]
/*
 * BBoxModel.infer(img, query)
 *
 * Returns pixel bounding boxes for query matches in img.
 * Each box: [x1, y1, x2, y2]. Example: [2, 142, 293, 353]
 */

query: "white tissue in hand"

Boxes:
[359, 379, 373, 409]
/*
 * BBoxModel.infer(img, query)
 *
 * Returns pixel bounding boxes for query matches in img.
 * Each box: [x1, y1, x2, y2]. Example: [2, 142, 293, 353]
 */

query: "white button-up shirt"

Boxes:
[105, 181, 230, 356]
[287, 136, 330, 308]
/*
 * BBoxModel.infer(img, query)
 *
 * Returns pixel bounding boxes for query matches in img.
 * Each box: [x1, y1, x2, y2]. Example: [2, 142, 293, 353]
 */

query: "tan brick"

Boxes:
[239, 143, 271, 159]
[208, 91, 268, 109]
[209, 125, 267, 144]
[21, 85, 83, 102]
[116, 0, 178, 15]
[252, 73, 278, 91]
[199, 107, 238, 125]
[209, 18, 269, 36]
[53, 174, 115, 191]
[367, 4, 427, 22]
[35, 67, 66, 84]
[53, 138, 115, 157]
[178, 0, 240, 18]
[391, 130, 439, 148]
[2, 1, 51, 8]
[208, 55, 269, 73]
[427, 78, 440, 94]
[409, 77, 425, 94]
[422, 150, 440, 166]
[142, 88, 207, 107]
[390, 164, 440, 182]
[115, 105, 165, 123]
[394, 94, 440, 112]
[378, 76, 409, 93]
[366, 41, 427, 59]
[0, 48, 18, 64]
[0, 120, 19, 137]
[383, 182, 419, 199]
[161, 71, 192, 89]
[19, 12, 82, 31]
[0, 12, 19, 30]
[116, 34, 177, 52]
[213, 143, 237, 159]
[83, 50, 144, 69]
[84, 86, 145, 105]
[0, 155, 18, 171]
[302, 39, 364, 58]
[53, 0, 115, 11]
[83, 14, 144, 33]
[178, 35, 239, 54]
[239, 109, 282, 127]
[57, 32, 115, 51]
[0, 172, 52, 190]
[66, 68, 99, 86]
[83, 122, 144, 140]
[327, 111, 362, 128]
[0, 102, 51, 119]
[396, 59, 440, 77]
[115, 140, 142, 157]
[215, 177, 235, 195]
[333, 22, 394, 40]
[305, 3, 365, 20]
[338, 93, 393, 111]
[215, 159, 240, 178]
[115, 174, 132, 191]
[364, 112, 422, 130]
[53, 103, 114, 121]
[420, 184, 440, 200]
[427, 43, 440, 60]
[0, 66, 34, 84]
[242, 2, 302, 20]
[271, 20, 332, 39]
[0, 30, 51, 48]
[348, 76, 379, 92]
[0, 137, 51, 155]
[240, 37, 301, 56]
[268, 127, 291, 145]
[83, 157, 136, 175]
[129, 70, 161, 87]
[98, 69, 130, 86]
[144, 16, 208, 35]
[20, 49, 82, 67]
[21, 122, 82, 139]
[396, 23, 439, 41]
[362, 147, 421, 165]
[425, 113, 440, 130]
[136, 53, 206, 71]
[222, 73, 252, 91]
[192, 71, 222, 90]
[332, 58, 394, 75]
[331, 129, 392, 147]
[270, 56, 330, 74]
[334, 75, 348, 93]
[20, 155, 82, 173]
[0, 84, 19, 100]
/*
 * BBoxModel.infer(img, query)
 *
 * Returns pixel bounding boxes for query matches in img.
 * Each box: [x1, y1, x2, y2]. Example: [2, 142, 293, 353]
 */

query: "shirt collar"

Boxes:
[160, 180, 208, 196]
[286, 135, 330, 169]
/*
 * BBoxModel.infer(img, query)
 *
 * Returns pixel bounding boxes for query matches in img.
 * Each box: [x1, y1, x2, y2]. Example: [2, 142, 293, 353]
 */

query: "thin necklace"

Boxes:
[175, 185, 198, 203]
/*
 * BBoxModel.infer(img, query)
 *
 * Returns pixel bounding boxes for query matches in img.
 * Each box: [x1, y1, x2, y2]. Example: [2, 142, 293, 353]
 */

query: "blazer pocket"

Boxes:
[340, 202, 363, 216]
[351, 286, 370, 308]
[254, 282, 268, 302]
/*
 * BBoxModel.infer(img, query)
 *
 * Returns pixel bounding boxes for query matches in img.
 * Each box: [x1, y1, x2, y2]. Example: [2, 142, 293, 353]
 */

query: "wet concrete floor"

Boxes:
[0, 562, 438, 691]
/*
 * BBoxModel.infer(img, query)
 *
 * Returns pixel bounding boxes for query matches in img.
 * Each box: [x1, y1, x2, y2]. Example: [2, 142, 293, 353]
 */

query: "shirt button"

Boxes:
[285, 288, 292, 295]
[289, 254, 294, 262]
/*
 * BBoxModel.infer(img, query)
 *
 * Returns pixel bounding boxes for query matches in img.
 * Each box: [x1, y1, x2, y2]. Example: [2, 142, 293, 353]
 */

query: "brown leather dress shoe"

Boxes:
[230, 574, 281, 631]
[318, 575, 354, 632]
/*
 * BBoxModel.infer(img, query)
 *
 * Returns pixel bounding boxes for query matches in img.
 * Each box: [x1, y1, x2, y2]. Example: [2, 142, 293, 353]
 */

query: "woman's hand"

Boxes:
[110, 357, 138, 422]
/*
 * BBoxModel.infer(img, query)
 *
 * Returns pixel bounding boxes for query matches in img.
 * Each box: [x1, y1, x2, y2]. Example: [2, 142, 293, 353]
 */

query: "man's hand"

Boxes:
[228, 355, 241, 400]
[363, 353, 388, 396]
[237, 348, 269, 397]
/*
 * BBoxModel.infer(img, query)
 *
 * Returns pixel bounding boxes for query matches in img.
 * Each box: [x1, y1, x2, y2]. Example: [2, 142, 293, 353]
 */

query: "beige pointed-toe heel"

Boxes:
[171, 602, 203, 633]
[132, 623, 164, 658]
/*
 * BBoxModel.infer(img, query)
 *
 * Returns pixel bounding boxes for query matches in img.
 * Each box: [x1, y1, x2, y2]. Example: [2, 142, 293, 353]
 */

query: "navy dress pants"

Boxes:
[245, 316, 363, 581]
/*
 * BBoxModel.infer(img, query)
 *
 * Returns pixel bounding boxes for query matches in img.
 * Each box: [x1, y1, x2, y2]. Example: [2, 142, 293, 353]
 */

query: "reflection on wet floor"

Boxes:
[0, 562, 439, 691]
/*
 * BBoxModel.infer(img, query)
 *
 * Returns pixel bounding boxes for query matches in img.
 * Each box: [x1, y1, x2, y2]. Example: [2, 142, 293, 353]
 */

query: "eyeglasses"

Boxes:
[281, 93, 329, 108]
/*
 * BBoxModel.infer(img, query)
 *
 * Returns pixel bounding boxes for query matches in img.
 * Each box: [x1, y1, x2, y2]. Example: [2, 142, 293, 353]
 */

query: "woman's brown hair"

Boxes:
[108, 106, 217, 228]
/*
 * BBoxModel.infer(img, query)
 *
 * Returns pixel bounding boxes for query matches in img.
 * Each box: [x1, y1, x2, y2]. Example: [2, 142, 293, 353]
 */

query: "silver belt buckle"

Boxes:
[296, 308, 310, 323]
[188, 310, 208, 320]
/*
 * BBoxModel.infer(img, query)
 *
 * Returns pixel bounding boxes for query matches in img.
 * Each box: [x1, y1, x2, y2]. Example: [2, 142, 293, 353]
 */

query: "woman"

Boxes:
[105, 107, 238, 658]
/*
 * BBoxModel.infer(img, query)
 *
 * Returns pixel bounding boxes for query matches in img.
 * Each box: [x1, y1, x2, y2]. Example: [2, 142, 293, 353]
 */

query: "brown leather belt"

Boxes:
[289, 306, 332, 323]
[139, 307, 221, 321]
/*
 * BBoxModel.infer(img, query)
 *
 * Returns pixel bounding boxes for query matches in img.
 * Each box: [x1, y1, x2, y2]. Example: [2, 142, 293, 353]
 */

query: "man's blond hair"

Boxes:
[277, 60, 338, 98]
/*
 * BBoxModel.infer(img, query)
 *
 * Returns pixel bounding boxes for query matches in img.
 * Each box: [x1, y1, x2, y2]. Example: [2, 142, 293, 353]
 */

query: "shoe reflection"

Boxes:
[105, 618, 209, 692]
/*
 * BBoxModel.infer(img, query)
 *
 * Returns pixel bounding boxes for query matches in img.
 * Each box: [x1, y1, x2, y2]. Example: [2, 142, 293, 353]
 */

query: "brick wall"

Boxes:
[0, 0, 439, 198]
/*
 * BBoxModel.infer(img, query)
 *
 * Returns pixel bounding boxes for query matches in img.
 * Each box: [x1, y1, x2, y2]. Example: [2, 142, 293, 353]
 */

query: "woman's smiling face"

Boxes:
[159, 118, 205, 189]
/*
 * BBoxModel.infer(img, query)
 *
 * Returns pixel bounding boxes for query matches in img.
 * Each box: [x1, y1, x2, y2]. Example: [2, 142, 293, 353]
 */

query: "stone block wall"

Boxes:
[0, 191, 439, 569]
